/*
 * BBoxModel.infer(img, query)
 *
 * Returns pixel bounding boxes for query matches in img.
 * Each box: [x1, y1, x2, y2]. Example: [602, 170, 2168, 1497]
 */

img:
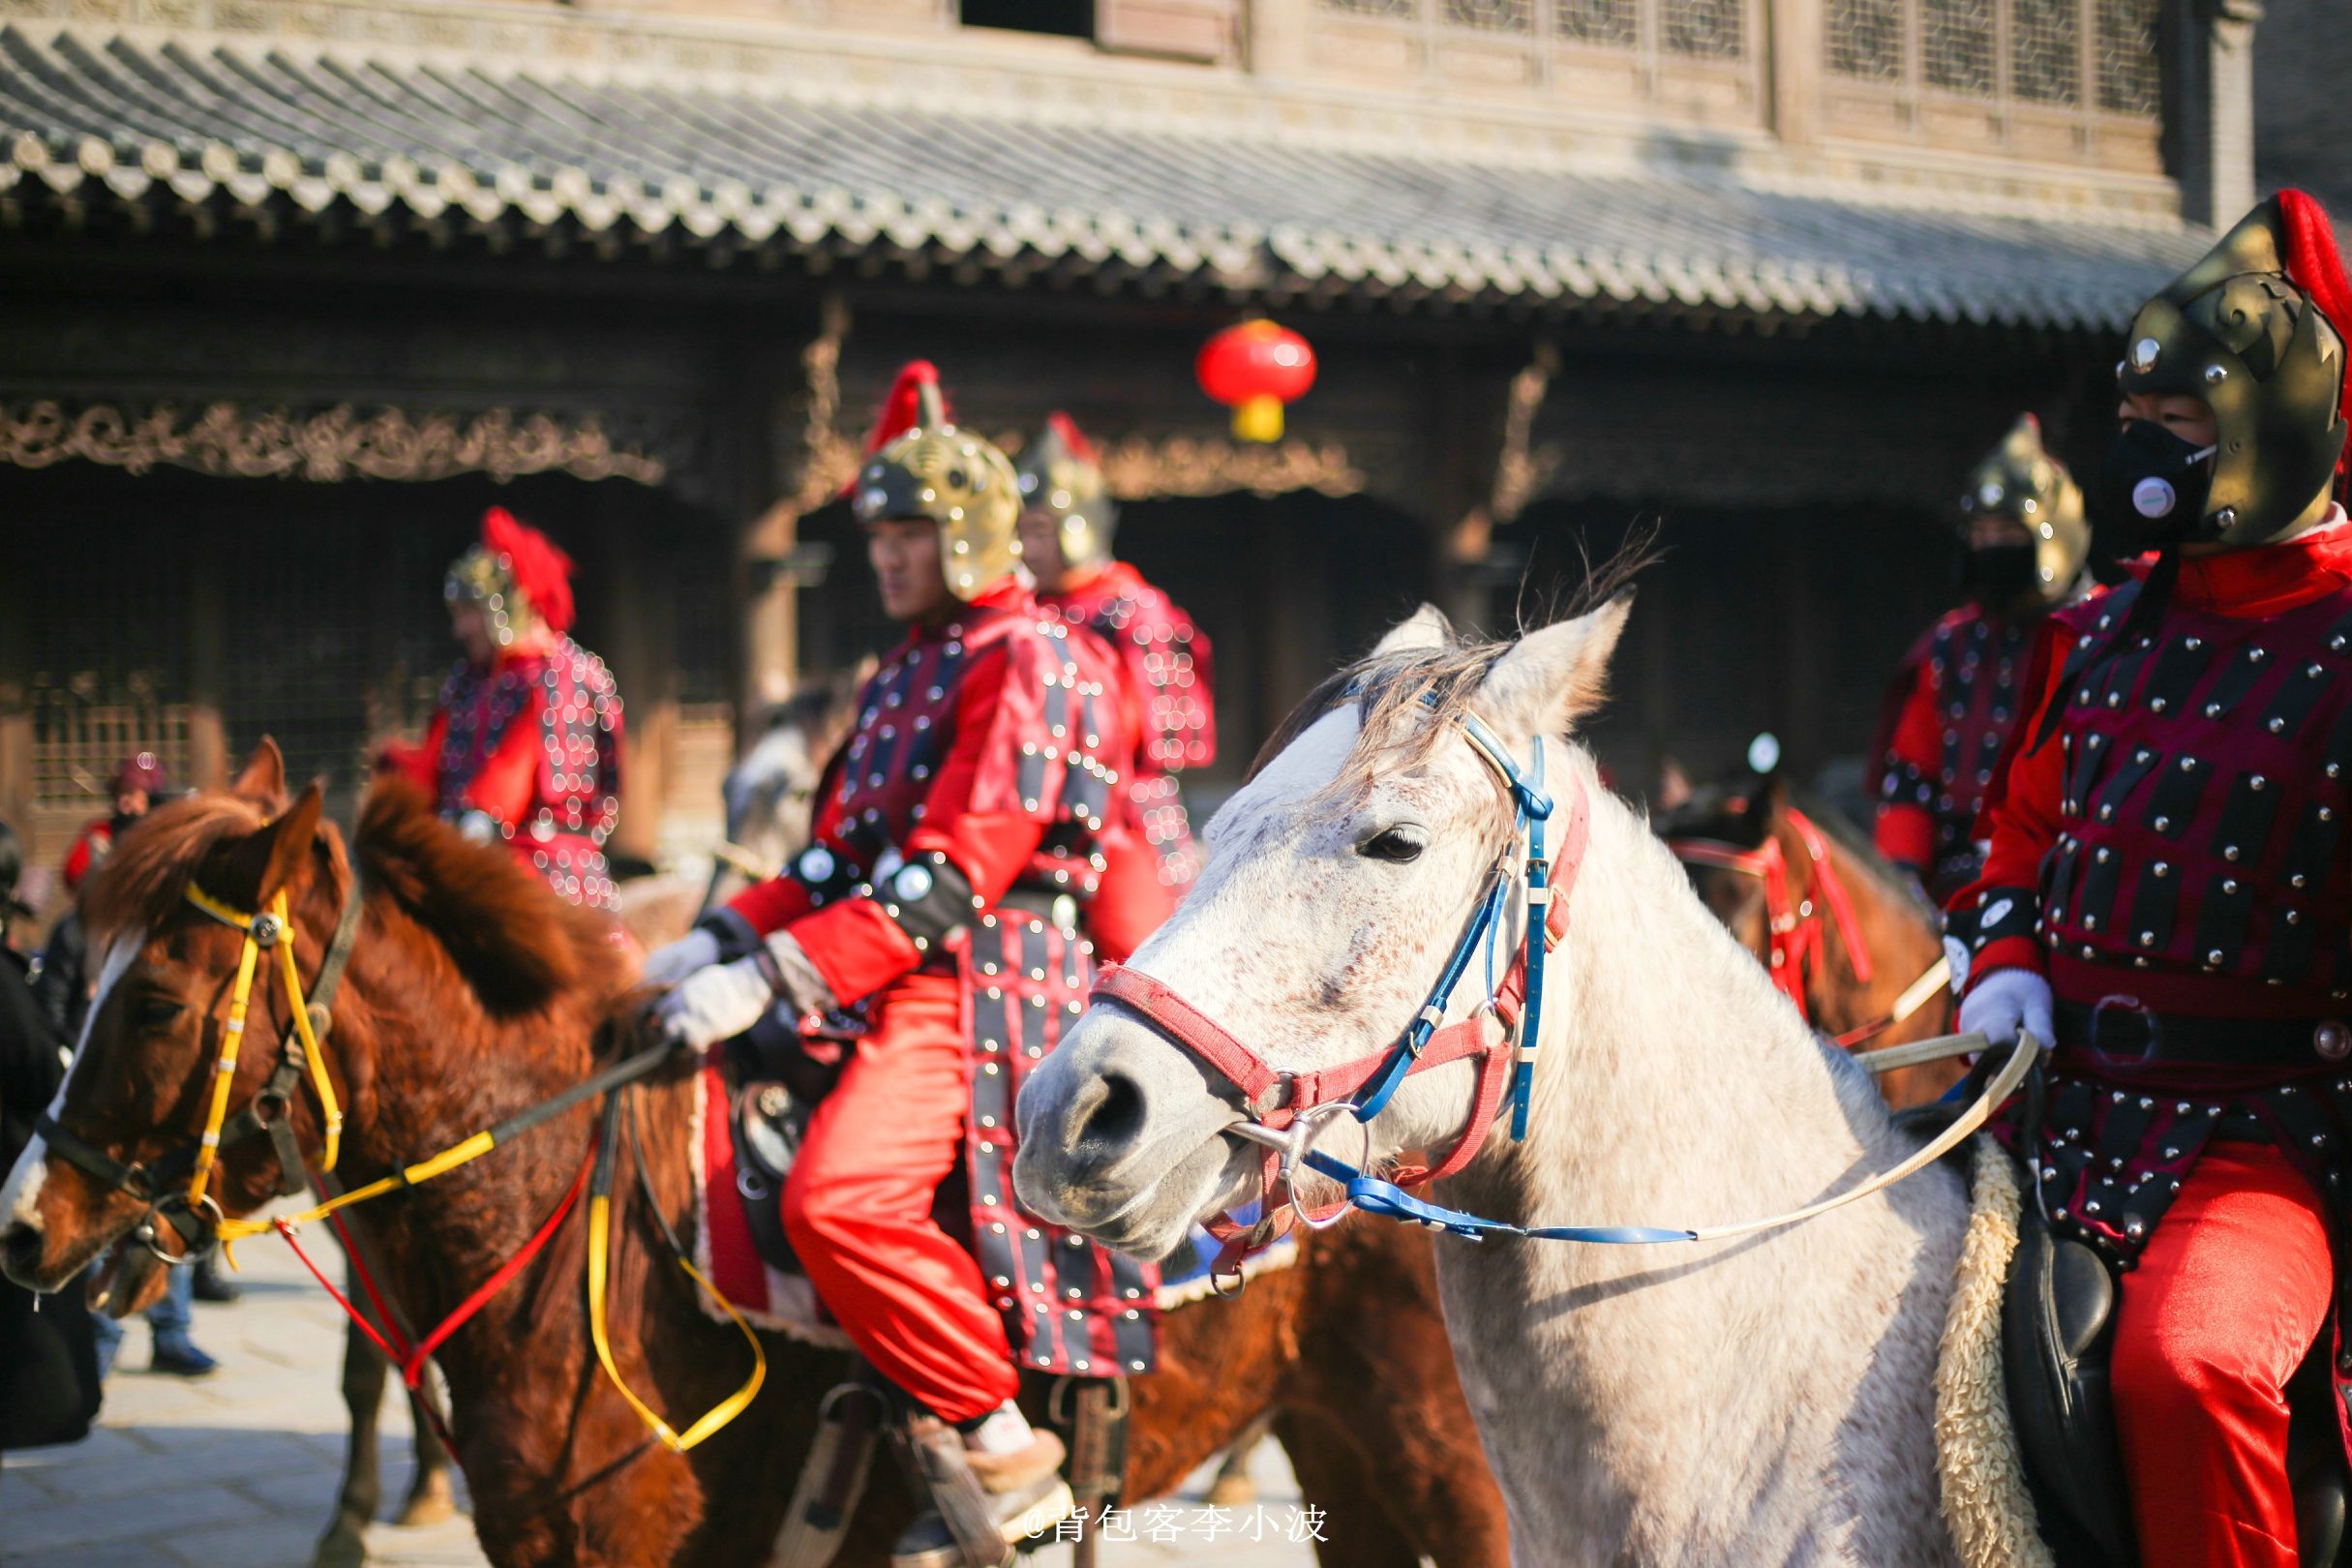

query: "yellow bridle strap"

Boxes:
[216, 1131, 498, 1250]
[587, 1191, 766, 1452]
[186, 901, 264, 1207]
[273, 901, 344, 1173]
[182, 885, 343, 1204]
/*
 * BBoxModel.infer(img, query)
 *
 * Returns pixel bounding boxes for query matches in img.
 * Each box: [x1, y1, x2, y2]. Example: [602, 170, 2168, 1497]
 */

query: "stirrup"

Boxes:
[771, 1380, 884, 1568]
[890, 1416, 1070, 1568]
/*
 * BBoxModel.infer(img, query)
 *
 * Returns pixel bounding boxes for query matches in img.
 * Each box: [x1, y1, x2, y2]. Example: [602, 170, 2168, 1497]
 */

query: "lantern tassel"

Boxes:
[1233, 395, 1284, 444]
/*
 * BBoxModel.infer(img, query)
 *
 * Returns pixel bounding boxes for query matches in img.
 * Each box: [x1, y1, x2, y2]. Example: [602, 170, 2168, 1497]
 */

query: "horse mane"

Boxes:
[83, 793, 272, 943]
[356, 777, 613, 1017]
[1250, 542, 1657, 800]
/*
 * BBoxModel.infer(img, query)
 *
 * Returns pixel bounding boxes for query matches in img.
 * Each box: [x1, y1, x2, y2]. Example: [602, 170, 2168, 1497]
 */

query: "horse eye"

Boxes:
[1358, 827, 1426, 863]
[132, 997, 183, 1031]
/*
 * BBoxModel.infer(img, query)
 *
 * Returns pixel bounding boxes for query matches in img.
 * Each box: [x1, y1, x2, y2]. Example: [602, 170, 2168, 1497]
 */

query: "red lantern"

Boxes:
[1195, 319, 1317, 443]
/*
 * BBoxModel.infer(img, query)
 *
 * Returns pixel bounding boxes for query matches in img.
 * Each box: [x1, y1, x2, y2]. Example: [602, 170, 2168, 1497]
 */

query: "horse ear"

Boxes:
[1372, 604, 1454, 659]
[229, 738, 287, 804]
[1756, 770, 1791, 824]
[211, 782, 325, 909]
[1478, 592, 1635, 736]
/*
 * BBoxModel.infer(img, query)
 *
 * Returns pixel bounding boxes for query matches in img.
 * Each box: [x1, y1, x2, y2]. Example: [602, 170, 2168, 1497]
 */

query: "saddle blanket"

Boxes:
[686, 1063, 1295, 1352]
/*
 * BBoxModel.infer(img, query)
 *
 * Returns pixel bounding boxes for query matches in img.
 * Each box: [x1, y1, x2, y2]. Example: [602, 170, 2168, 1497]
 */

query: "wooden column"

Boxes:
[735, 294, 848, 749]
[1767, 0, 1823, 150]
[603, 501, 677, 866]
[2168, 0, 2263, 226]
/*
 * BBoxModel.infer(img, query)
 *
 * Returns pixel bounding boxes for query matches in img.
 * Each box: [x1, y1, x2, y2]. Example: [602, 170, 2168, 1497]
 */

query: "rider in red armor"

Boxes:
[1957, 191, 2352, 1568]
[377, 508, 624, 911]
[1016, 413, 1216, 950]
[60, 752, 168, 894]
[647, 364, 1142, 1559]
[1873, 415, 2093, 903]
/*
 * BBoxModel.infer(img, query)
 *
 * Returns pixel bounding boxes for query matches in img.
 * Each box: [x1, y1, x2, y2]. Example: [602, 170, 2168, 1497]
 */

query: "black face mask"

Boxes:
[1959, 540, 2039, 610]
[2099, 420, 2216, 554]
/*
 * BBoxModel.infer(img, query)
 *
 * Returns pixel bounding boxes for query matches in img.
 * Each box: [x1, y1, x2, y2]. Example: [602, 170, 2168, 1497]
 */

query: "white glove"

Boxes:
[1957, 967, 2053, 1050]
[641, 928, 721, 988]
[651, 957, 773, 1052]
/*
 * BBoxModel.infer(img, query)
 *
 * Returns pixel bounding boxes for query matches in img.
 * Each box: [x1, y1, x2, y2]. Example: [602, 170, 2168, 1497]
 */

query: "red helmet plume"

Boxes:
[482, 506, 576, 634]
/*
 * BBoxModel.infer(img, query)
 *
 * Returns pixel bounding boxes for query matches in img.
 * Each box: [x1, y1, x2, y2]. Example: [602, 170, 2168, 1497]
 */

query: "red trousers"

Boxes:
[2113, 1143, 2336, 1568]
[781, 974, 1018, 1424]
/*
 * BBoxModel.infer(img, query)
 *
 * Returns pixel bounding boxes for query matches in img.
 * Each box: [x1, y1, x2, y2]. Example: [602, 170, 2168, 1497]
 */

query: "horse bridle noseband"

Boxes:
[1092, 700, 1590, 1280]
[36, 876, 361, 1263]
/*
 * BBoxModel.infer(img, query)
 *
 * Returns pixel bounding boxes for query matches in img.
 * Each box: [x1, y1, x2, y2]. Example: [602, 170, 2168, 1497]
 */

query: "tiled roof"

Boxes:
[0, 22, 2211, 328]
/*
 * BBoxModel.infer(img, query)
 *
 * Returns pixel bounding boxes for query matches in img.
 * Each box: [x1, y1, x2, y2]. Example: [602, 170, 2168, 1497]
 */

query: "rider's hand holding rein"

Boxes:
[1955, 965, 2052, 1051]
[649, 917, 836, 1053]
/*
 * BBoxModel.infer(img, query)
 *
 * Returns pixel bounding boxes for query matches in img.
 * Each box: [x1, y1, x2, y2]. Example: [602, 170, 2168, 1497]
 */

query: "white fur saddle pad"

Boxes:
[1935, 1137, 2057, 1568]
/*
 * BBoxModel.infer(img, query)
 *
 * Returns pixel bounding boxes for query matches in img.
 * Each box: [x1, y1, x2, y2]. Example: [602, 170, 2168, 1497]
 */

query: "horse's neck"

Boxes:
[1462, 784, 1914, 1245]
[1795, 830, 1942, 1036]
[1429, 780, 1967, 1557]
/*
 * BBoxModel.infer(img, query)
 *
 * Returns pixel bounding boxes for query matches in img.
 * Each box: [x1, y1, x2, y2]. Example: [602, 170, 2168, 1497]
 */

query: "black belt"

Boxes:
[2056, 1000, 2352, 1068]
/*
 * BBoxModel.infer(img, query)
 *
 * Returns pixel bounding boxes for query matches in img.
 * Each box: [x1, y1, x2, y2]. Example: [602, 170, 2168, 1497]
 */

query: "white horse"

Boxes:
[1012, 595, 1975, 1567]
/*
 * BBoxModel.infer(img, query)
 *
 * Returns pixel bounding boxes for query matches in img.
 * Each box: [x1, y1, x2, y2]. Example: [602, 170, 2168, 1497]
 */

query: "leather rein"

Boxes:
[1093, 700, 1588, 1283]
[36, 877, 362, 1264]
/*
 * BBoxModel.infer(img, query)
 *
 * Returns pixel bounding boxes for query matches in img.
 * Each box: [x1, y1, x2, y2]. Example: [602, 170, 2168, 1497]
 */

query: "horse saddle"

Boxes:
[2003, 1189, 2351, 1568]
[721, 1009, 847, 1279]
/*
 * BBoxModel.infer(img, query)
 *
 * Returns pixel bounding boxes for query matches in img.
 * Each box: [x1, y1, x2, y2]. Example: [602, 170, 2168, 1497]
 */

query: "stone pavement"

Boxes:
[0, 1240, 1323, 1567]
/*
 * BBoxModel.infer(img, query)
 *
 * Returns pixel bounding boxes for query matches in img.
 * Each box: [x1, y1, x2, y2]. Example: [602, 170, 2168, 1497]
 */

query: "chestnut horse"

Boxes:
[0, 746, 1502, 1568]
[1656, 773, 1962, 1108]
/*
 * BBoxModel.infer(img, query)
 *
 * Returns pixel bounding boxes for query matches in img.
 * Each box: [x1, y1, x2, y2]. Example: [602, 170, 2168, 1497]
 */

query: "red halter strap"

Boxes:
[1090, 775, 1590, 1240]
[1667, 807, 1871, 1023]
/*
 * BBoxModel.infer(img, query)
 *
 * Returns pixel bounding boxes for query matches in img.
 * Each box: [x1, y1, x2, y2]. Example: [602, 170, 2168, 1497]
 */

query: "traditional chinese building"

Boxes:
[0, 0, 2246, 875]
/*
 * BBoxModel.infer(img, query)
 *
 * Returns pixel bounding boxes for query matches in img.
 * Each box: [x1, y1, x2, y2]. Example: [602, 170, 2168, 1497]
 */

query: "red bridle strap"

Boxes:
[1091, 776, 1590, 1206]
[1668, 807, 1872, 1021]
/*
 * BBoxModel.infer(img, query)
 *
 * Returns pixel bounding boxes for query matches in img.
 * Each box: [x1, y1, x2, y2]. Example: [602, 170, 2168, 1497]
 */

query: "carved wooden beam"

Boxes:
[0, 401, 666, 485]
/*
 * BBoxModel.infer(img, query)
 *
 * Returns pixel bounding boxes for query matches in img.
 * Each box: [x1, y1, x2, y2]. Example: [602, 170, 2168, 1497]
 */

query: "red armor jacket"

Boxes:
[1966, 526, 2352, 1018]
[726, 581, 1136, 1005]
[383, 635, 623, 912]
[1041, 560, 1214, 896]
[1872, 605, 2045, 901]
[723, 583, 1156, 1376]
[1963, 519, 2352, 1272]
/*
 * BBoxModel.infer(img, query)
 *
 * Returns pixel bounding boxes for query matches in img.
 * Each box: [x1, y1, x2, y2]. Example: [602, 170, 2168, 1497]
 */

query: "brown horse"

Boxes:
[1656, 773, 1962, 1108]
[1, 745, 1503, 1568]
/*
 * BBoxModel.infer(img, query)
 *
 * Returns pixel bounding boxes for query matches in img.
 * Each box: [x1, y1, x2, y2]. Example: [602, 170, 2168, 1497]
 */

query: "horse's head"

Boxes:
[1656, 771, 1790, 968]
[724, 664, 867, 874]
[2, 740, 350, 1294]
[1013, 595, 1633, 1261]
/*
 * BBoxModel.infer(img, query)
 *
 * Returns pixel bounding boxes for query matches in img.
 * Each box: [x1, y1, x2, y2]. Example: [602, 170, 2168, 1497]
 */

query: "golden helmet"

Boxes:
[1015, 411, 1119, 572]
[849, 362, 1023, 602]
[2115, 191, 2351, 547]
[1957, 414, 2088, 608]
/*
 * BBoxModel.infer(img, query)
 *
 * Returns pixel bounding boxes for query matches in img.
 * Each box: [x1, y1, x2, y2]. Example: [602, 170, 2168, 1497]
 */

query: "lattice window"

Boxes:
[1556, 0, 1639, 46]
[2096, 0, 2159, 113]
[1924, 0, 1995, 94]
[1319, 0, 1416, 15]
[1829, 0, 1905, 79]
[1444, 0, 1532, 29]
[1663, 0, 1741, 57]
[2010, 0, 2080, 103]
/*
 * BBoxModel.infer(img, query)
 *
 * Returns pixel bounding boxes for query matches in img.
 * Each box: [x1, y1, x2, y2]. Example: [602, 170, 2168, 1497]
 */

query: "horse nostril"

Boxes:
[1074, 1070, 1147, 1157]
[2, 1221, 42, 1282]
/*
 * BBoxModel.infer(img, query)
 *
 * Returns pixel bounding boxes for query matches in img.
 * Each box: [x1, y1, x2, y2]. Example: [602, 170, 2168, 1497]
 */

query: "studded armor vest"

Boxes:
[434, 636, 622, 911]
[1043, 561, 1214, 892]
[2031, 579, 2352, 1003]
[1877, 606, 2036, 898]
[788, 608, 1124, 916]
